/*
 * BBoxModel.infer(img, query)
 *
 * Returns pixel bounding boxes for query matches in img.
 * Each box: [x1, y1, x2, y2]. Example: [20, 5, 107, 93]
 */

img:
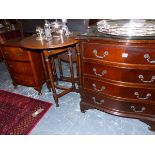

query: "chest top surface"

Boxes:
[76, 26, 155, 45]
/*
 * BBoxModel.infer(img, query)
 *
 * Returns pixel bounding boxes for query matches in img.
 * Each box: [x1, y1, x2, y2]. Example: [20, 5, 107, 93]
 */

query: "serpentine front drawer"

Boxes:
[82, 90, 155, 117]
[83, 77, 155, 103]
[83, 42, 155, 65]
[1, 47, 29, 61]
[6, 60, 33, 76]
[83, 61, 155, 85]
[12, 74, 36, 87]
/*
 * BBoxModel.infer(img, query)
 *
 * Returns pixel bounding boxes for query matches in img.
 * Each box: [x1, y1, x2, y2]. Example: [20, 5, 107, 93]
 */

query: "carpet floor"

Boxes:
[0, 61, 155, 135]
[0, 90, 51, 135]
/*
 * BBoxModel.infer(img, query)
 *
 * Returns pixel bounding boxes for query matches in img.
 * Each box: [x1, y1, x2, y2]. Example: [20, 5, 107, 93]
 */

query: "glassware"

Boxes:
[36, 26, 44, 40]
[50, 19, 72, 37]
[51, 20, 62, 36]
[61, 19, 72, 36]
[4, 20, 11, 31]
[44, 20, 52, 41]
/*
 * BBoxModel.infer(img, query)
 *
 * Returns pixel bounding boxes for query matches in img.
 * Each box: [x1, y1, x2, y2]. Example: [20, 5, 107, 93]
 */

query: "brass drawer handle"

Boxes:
[16, 52, 23, 56]
[144, 54, 155, 63]
[131, 106, 146, 113]
[138, 75, 155, 83]
[93, 49, 109, 59]
[92, 83, 106, 92]
[134, 92, 151, 100]
[93, 68, 107, 77]
[92, 97, 104, 104]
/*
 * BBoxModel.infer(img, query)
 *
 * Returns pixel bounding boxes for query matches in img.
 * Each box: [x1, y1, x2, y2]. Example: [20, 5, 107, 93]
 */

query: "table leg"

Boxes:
[75, 43, 82, 92]
[50, 56, 58, 83]
[41, 52, 51, 92]
[68, 47, 75, 90]
[57, 56, 63, 80]
[43, 50, 59, 107]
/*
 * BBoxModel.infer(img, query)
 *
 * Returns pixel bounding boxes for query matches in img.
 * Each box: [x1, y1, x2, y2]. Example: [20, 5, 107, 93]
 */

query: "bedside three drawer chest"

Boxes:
[1, 39, 46, 94]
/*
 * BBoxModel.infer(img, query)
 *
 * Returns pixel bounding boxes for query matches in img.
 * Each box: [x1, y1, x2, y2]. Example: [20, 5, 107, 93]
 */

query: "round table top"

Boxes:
[20, 34, 79, 50]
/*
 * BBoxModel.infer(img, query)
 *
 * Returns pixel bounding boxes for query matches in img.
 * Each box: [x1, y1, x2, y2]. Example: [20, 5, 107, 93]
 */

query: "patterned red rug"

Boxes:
[0, 90, 52, 135]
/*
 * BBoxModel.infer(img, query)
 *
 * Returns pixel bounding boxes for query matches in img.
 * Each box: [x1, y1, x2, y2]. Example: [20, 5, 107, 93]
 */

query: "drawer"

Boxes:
[82, 90, 155, 116]
[83, 42, 155, 65]
[83, 77, 155, 102]
[6, 61, 33, 76]
[12, 74, 36, 86]
[83, 61, 155, 85]
[1, 47, 29, 61]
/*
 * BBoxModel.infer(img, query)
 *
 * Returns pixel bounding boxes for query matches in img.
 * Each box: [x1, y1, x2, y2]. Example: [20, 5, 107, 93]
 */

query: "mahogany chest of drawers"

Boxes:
[1, 39, 46, 94]
[77, 35, 155, 131]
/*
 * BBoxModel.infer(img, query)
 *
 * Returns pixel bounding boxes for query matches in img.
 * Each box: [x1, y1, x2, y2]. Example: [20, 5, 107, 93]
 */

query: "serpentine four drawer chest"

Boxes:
[1, 39, 46, 94]
[77, 33, 155, 131]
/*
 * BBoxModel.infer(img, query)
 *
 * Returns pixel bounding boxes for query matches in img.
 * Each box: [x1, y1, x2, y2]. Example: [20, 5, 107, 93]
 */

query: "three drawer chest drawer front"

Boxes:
[1, 47, 29, 61]
[6, 61, 33, 76]
[83, 77, 155, 102]
[82, 90, 155, 116]
[83, 61, 155, 85]
[83, 42, 155, 64]
[13, 74, 36, 86]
